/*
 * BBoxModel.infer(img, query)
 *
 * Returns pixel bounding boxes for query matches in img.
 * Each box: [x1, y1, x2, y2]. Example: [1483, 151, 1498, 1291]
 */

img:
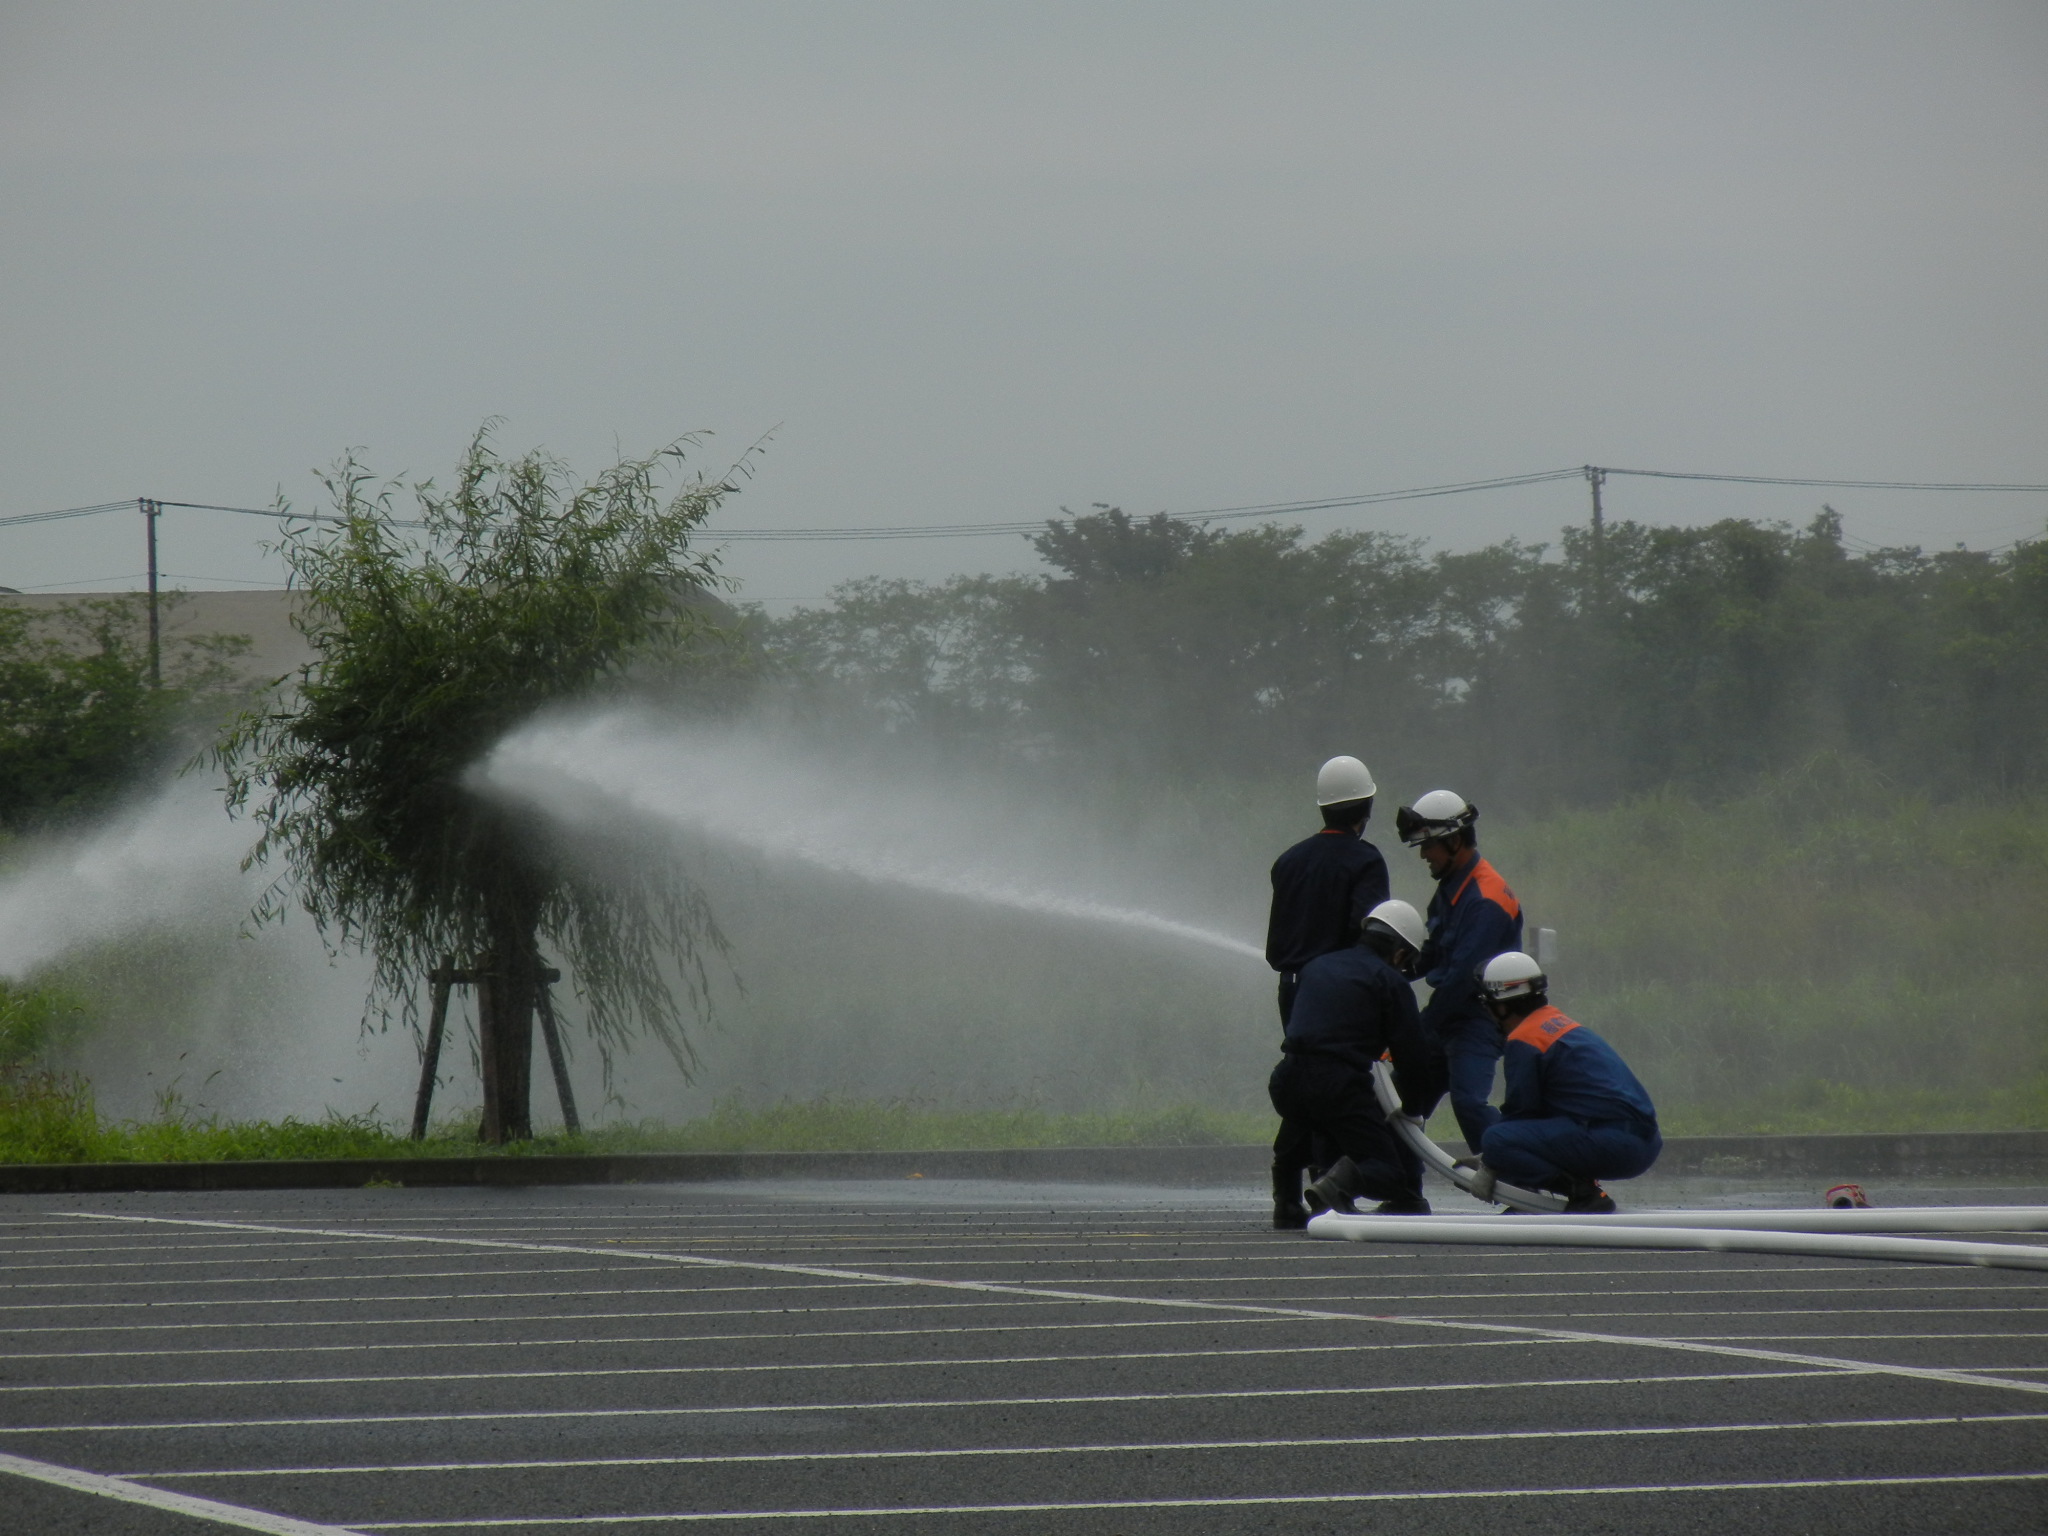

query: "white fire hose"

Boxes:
[1351, 1061, 2048, 1271]
[1307, 1213, 2048, 1272]
[1369, 1059, 1566, 1212]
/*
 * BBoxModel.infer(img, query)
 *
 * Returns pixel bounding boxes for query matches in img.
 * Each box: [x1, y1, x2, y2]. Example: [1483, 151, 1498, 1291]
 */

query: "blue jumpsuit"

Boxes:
[1418, 847, 1522, 1151]
[1480, 1004, 1662, 1188]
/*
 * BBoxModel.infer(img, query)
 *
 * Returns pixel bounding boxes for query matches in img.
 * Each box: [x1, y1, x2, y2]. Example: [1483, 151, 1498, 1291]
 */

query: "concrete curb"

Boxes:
[0, 1132, 2043, 1193]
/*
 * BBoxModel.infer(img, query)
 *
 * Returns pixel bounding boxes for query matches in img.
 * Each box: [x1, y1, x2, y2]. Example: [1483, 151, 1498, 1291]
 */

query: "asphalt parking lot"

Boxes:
[1, 1178, 2045, 1534]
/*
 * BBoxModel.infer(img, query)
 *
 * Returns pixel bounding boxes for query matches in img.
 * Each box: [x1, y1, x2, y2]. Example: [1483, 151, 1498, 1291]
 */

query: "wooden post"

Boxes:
[410, 962, 457, 1140]
[534, 969, 581, 1137]
[475, 960, 507, 1143]
[1585, 465, 1607, 608]
[141, 498, 162, 687]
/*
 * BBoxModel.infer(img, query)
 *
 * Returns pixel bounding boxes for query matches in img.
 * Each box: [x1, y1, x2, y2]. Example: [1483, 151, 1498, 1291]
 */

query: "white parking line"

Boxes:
[0, 1339, 1554, 1394]
[137, 1409, 2048, 1479]
[65, 1213, 2048, 1398]
[0, 1368, 1846, 1436]
[0, 1449, 363, 1534]
[0, 1263, 706, 1292]
[6, 1321, 1525, 1364]
[0, 1281, 894, 1314]
[0, 1298, 1138, 1335]
[351, 1470, 2048, 1527]
[1677, 1331, 2046, 1341]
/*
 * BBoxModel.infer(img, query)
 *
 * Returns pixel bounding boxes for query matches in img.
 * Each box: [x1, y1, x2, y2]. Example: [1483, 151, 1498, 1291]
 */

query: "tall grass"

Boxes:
[1491, 759, 2048, 1123]
[0, 1073, 1268, 1163]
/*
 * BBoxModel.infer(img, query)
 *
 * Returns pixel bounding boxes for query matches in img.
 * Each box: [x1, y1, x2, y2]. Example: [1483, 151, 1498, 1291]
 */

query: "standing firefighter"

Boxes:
[1268, 900, 1447, 1218]
[1463, 952, 1661, 1213]
[1265, 755, 1390, 1228]
[1396, 790, 1522, 1155]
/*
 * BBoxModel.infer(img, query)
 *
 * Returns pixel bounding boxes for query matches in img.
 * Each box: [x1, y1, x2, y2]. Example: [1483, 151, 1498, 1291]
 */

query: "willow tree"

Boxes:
[219, 426, 742, 1141]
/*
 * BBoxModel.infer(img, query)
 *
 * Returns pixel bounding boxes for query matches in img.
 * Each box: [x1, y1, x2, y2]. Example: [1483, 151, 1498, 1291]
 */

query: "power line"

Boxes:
[700, 469, 1589, 541]
[6, 465, 2044, 545]
[0, 499, 141, 529]
[1600, 467, 2048, 493]
[157, 499, 429, 529]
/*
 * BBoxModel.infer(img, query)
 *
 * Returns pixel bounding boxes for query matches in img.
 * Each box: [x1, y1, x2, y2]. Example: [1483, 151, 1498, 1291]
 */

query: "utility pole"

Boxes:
[1583, 466, 1607, 608]
[140, 497, 162, 686]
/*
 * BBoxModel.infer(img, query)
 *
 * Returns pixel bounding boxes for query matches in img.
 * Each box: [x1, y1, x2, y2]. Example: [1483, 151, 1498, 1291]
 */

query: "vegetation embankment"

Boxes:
[0, 1073, 1268, 1164]
[3, 1069, 2043, 1167]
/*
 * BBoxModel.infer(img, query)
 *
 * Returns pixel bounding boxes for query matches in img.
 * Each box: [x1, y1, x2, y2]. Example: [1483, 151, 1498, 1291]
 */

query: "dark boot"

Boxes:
[1372, 1195, 1432, 1216]
[1563, 1178, 1616, 1214]
[1302, 1156, 1365, 1216]
[1271, 1164, 1309, 1230]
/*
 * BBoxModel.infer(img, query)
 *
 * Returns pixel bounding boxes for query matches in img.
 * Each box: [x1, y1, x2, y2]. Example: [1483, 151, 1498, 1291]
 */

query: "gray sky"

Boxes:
[3, 0, 2044, 607]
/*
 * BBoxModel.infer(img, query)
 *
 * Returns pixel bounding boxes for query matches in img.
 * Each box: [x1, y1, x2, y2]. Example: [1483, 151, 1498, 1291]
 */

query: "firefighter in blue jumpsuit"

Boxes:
[1467, 951, 1661, 1214]
[1268, 899, 1447, 1218]
[1396, 790, 1522, 1155]
[1265, 756, 1389, 1228]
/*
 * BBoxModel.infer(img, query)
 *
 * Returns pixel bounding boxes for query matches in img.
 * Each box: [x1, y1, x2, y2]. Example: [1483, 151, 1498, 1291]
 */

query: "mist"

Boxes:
[476, 706, 1276, 1119]
[0, 779, 408, 1124]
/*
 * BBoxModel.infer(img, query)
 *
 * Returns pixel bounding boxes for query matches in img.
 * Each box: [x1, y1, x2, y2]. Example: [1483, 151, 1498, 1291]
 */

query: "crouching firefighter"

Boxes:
[1462, 952, 1662, 1215]
[1267, 899, 1449, 1223]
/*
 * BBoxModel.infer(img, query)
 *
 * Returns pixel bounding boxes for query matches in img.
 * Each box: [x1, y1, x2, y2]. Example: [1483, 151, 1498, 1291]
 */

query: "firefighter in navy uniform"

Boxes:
[1464, 951, 1662, 1214]
[1267, 900, 1448, 1218]
[1396, 790, 1522, 1156]
[1265, 756, 1390, 1228]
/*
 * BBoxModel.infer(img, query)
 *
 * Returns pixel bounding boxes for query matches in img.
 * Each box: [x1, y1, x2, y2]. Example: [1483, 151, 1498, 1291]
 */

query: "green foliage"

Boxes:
[1491, 761, 2048, 1097]
[0, 979, 88, 1066]
[216, 425, 746, 1077]
[0, 1071, 99, 1163]
[767, 505, 2048, 807]
[0, 595, 250, 830]
[0, 1080, 1271, 1164]
[586, 1096, 1270, 1152]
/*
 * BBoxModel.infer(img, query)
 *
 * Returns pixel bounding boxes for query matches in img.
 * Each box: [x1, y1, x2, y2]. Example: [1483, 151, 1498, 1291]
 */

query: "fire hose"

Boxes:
[1368, 1058, 1566, 1212]
[1353, 1060, 2048, 1270]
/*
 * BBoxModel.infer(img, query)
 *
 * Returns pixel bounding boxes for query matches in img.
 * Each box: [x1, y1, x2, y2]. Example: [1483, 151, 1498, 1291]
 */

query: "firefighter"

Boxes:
[1465, 951, 1661, 1214]
[1268, 900, 1448, 1219]
[1395, 789, 1521, 1155]
[1265, 756, 1390, 1227]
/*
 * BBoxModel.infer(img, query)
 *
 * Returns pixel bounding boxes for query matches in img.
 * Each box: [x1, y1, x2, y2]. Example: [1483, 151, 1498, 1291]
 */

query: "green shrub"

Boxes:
[0, 979, 88, 1067]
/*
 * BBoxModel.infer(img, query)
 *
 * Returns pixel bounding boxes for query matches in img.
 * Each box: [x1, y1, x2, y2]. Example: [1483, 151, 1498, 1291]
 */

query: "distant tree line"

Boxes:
[766, 506, 2048, 808]
[0, 597, 248, 832]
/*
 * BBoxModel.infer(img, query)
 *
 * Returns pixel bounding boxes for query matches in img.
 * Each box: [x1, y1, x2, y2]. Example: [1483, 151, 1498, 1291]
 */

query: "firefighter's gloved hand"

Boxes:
[1450, 1154, 1484, 1170]
[1457, 1160, 1499, 1202]
[1386, 1109, 1427, 1131]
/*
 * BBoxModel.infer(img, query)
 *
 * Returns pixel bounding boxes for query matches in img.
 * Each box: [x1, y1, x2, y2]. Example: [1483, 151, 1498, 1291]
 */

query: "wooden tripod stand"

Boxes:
[409, 960, 582, 1139]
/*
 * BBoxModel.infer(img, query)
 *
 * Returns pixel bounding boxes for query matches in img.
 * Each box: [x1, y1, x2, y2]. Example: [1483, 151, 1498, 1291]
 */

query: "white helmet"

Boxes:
[1479, 950, 1546, 1002]
[1396, 788, 1477, 846]
[1315, 755, 1377, 806]
[1363, 898, 1427, 953]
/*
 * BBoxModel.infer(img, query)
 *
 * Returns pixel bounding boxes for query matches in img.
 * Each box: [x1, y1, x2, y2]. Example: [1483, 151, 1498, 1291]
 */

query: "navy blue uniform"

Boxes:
[1266, 827, 1390, 1191]
[1418, 847, 1522, 1151]
[1480, 1005, 1661, 1189]
[1267, 830, 1391, 982]
[1267, 944, 1448, 1205]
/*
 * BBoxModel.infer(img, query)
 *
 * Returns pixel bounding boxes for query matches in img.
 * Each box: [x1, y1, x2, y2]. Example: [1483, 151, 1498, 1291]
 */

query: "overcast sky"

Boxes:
[3, 1, 2044, 605]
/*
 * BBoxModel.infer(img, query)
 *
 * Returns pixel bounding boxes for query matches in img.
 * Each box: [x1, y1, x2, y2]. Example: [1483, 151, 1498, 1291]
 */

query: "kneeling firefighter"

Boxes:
[1267, 900, 1449, 1221]
[1462, 952, 1662, 1214]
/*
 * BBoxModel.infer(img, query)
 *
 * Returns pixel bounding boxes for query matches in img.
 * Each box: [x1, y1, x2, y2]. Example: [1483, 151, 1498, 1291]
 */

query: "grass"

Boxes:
[0, 1074, 1273, 1164]
[3, 1070, 2042, 1166]
[8, 762, 2046, 1159]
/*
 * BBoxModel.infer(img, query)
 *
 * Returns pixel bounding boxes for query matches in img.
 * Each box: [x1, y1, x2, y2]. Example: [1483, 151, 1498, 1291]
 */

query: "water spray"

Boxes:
[479, 711, 1264, 961]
